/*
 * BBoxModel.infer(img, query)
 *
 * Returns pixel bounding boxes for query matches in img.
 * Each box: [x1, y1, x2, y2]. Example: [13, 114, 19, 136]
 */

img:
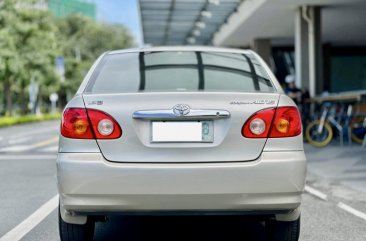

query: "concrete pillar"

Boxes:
[252, 38, 272, 66]
[308, 6, 323, 95]
[323, 43, 332, 91]
[295, 7, 309, 91]
[295, 6, 323, 97]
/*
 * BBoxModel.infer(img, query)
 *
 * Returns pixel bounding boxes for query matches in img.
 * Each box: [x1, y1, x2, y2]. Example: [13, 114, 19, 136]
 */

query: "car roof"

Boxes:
[108, 46, 253, 55]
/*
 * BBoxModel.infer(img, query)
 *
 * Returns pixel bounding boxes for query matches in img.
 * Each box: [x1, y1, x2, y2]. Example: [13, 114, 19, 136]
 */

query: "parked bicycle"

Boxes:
[306, 104, 366, 147]
[350, 115, 366, 145]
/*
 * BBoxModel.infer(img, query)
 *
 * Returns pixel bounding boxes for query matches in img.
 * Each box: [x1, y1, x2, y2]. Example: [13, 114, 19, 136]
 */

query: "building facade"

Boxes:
[139, 0, 366, 97]
[35, 0, 96, 20]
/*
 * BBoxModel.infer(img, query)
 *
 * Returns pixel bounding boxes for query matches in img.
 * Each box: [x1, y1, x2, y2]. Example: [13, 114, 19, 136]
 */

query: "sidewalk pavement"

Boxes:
[305, 142, 366, 193]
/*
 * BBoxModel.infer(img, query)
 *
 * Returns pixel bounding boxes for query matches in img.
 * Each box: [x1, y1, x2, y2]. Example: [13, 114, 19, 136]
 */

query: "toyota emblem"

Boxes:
[173, 104, 190, 116]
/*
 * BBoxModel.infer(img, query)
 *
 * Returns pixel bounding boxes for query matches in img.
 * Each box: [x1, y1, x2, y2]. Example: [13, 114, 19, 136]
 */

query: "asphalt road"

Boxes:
[0, 120, 365, 241]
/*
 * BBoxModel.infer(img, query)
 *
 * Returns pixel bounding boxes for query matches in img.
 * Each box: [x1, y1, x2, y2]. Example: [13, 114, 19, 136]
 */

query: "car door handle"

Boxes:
[132, 109, 230, 120]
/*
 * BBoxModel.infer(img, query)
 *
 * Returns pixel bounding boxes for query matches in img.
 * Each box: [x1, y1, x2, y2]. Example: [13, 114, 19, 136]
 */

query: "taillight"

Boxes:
[242, 108, 276, 138]
[86, 109, 122, 139]
[61, 108, 94, 139]
[61, 108, 122, 139]
[269, 107, 301, 137]
[242, 107, 301, 138]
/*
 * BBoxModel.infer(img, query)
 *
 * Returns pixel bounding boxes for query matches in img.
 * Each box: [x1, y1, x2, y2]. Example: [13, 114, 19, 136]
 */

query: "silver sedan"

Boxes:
[57, 46, 306, 241]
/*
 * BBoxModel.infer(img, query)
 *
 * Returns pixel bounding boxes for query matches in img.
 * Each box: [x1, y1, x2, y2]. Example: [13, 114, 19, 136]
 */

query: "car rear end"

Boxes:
[57, 47, 306, 241]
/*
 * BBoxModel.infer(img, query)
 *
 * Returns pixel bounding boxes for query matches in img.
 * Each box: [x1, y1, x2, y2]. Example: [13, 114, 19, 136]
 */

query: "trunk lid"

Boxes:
[82, 92, 279, 163]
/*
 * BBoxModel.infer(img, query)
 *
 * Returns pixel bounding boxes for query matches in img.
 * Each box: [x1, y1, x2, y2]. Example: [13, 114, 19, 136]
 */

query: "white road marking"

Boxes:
[337, 202, 366, 221]
[0, 145, 33, 152]
[0, 195, 58, 241]
[40, 145, 59, 152]
[8, 137, 31, 145]
[0, 137, 59, 153]
[305, 185, 328, 200]
[10, 127, 59, 139]
[0, 155, 56, 160]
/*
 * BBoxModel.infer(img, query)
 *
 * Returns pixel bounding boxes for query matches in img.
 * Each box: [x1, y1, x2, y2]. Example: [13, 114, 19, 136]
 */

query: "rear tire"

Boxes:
[58, 206, 95, 241]
[266, 216, 300, 241]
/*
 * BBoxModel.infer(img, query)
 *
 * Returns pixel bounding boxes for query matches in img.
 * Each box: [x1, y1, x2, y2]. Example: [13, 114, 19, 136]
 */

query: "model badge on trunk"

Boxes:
[230, 100, 275, 105]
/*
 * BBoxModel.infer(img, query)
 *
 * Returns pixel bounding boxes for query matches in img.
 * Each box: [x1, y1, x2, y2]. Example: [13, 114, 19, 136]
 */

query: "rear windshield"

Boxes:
[85, 51, 275, 93]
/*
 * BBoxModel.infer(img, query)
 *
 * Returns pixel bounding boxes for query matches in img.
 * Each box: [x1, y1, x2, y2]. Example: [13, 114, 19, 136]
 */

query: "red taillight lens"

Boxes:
[242, 107, 301, 138]
[269, 107, 302, 137]
[61, 108, 122, 139]
[61, 108, 94, 139]
[86, 109, 122, 139]
[242, 108, 276, 138]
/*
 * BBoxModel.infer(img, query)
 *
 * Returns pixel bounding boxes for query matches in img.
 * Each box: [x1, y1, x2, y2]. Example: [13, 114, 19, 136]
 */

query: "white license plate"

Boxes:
[152, 122, 203, 142]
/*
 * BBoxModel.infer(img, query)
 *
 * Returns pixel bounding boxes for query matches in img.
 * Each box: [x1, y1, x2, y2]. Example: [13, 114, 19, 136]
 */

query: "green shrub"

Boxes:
[0, 113, 61, 128]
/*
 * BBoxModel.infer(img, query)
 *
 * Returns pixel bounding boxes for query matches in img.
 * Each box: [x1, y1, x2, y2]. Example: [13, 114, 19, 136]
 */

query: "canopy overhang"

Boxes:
[138, 0, 242, 46]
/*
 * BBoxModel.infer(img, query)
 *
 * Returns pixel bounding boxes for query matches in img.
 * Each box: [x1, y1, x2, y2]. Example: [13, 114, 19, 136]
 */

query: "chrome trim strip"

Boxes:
[133, 109, 230, 120]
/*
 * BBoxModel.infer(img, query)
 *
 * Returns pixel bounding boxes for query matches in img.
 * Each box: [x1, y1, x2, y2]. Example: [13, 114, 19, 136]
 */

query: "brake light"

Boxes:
[269, 107, 301, 137]
[242, 107, 301, 138]
[61, 108, 122, 139]
[61, 108, 94, 139]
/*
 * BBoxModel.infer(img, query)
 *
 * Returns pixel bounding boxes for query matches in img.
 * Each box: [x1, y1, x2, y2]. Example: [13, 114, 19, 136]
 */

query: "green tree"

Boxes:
[0, 2, 135, 116]
[0, 0, 59, 115]
[16, 8, 59, 114]
[0, 0, 23, 116]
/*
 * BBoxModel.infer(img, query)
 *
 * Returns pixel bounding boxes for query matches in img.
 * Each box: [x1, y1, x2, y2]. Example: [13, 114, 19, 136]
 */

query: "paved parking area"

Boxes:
[305, 143, 366, 193]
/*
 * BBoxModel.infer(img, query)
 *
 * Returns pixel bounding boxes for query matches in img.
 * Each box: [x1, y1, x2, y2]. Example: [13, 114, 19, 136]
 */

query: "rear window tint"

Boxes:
[204, 68, 255, 92]
[145, 68, 199, 91]
[86, 51, 275, 93]
[201, 52, 251, 73]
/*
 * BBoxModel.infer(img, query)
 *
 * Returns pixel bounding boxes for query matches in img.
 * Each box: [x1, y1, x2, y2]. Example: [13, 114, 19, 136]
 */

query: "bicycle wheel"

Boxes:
[350, 118, 366, 144]
[305, 120, 333, 147]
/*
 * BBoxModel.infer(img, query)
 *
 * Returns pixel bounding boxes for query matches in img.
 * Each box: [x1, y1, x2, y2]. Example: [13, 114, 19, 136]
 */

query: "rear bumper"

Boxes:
[57, 151, 306, 214]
